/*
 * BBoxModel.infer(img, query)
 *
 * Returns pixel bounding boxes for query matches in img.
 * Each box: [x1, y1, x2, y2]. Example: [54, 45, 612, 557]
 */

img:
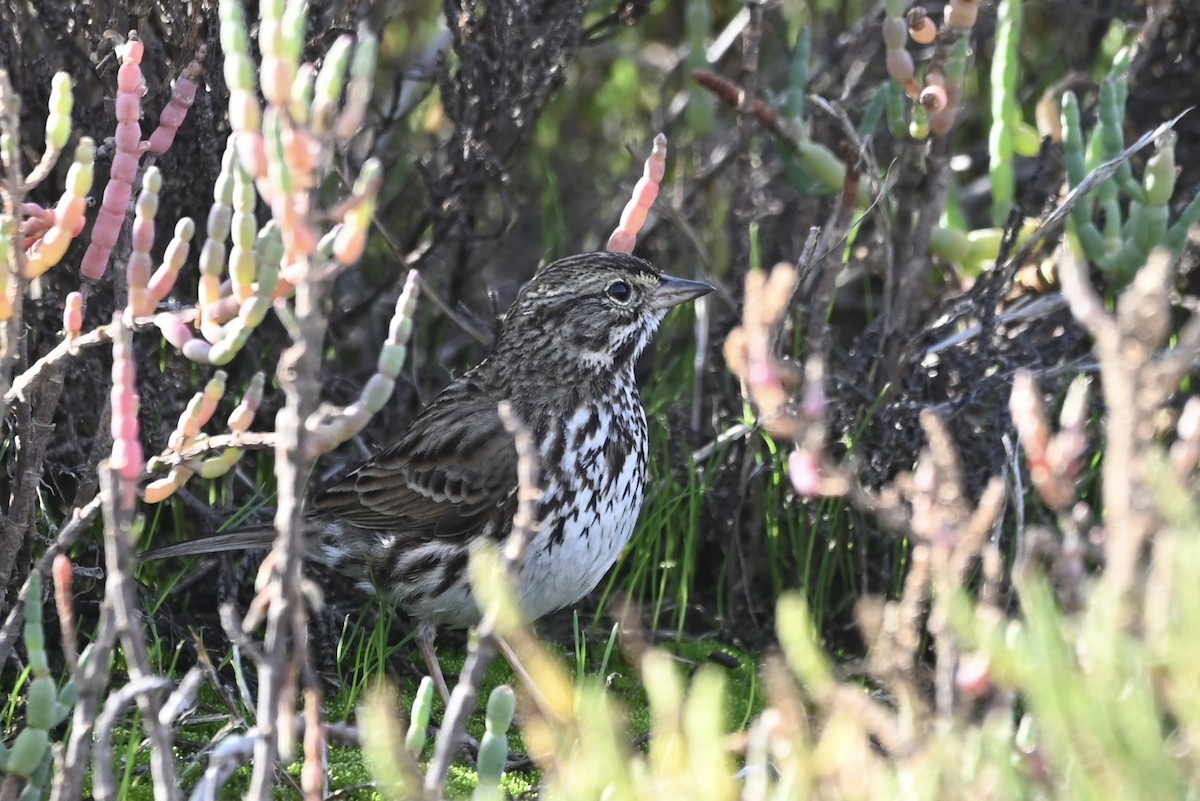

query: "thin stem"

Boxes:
[423, 402, 542, 798]
[97, 467, 181, 801]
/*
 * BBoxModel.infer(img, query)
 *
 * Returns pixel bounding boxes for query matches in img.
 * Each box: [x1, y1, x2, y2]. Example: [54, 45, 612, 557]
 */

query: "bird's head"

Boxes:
[495, 251, 713, 375]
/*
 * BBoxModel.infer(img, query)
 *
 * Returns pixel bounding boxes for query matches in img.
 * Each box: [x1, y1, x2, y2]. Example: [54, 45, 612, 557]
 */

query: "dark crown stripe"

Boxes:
[539, 250, 661, 281]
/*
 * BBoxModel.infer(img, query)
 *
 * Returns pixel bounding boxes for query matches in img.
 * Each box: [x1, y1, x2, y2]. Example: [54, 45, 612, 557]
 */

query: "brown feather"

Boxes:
[310, 378, 517, 539]
[142, 526, 275, 560]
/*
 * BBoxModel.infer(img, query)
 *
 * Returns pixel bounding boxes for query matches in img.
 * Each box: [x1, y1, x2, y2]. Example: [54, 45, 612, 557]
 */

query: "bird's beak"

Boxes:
[652, 273, 714, 310]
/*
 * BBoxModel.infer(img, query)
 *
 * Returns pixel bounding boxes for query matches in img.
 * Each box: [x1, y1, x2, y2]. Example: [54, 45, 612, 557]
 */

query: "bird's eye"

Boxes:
[606, 281, 632, 301]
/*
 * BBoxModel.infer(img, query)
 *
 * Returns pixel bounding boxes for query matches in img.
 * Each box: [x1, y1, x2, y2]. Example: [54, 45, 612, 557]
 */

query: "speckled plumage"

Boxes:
[152, 251, 711, 695]
[309, 251, 710, 628]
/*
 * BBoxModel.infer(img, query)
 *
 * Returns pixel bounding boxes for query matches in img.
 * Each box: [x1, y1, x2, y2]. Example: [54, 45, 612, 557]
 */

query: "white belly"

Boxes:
[517, 403, 647, 621]
[394, 401, 647, 630]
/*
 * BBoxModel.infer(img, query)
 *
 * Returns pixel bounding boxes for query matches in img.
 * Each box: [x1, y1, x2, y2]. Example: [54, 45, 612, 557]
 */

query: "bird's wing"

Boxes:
[310, 382, 517, 539]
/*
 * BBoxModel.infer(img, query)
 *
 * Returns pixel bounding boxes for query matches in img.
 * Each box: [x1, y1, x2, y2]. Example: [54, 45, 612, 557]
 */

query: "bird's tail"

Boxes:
[143, 521, 380, 585]
[141, 526, 277, 561]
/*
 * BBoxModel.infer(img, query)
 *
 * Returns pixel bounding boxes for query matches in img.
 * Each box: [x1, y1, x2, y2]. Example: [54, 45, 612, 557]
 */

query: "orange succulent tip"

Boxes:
[908, 17, 937, 45]
[261, 57, 295, 108]
[606, 230, 635, 254]
[801, 379, 826, 422]
[115, 92, 141, 124]
[198, 274, 223, 306]
[148, 269, 179, 303]
[121, 35, 144, 63]
[180, 410, 204, 443]
[288, 222, 320, 258]
[51, 553, 74, 610]
[228, 406, 256, 433]
[154, 314, 192, 351]
[23, 227, 73, 277]
[112, 438, 145, 481]
[55, 195, 87, 230]
[144, 477, 183, 504]
[333, 225, 366, 265]
[647, 134, 667, 173]
[947, 0, 980, 30]
[233, 281, 255, 304]
[283, 127, 317, 174]
[630, 174, 660, 210]
[788, 448, 822, 498]
[64, 292, 84, 335]
[129, 288, 156, 318]
[116, 62, 143, 95]
[919, 84, 948, 112]
[955, 653, 993, 699]
[186, 49, 207, 77]
[113, 412, 141, 443]
[228, 93, 261, 135]
[235, 132, 269, 178]
[273, 277, 296, 300]
[618, 204, 650, 238]
[22, 257, 51, 280]
[254, 176, 276, 206]
[197, 400, 220, 427]
[202, 382, 226, 406]
[209, 295, 243, 324]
